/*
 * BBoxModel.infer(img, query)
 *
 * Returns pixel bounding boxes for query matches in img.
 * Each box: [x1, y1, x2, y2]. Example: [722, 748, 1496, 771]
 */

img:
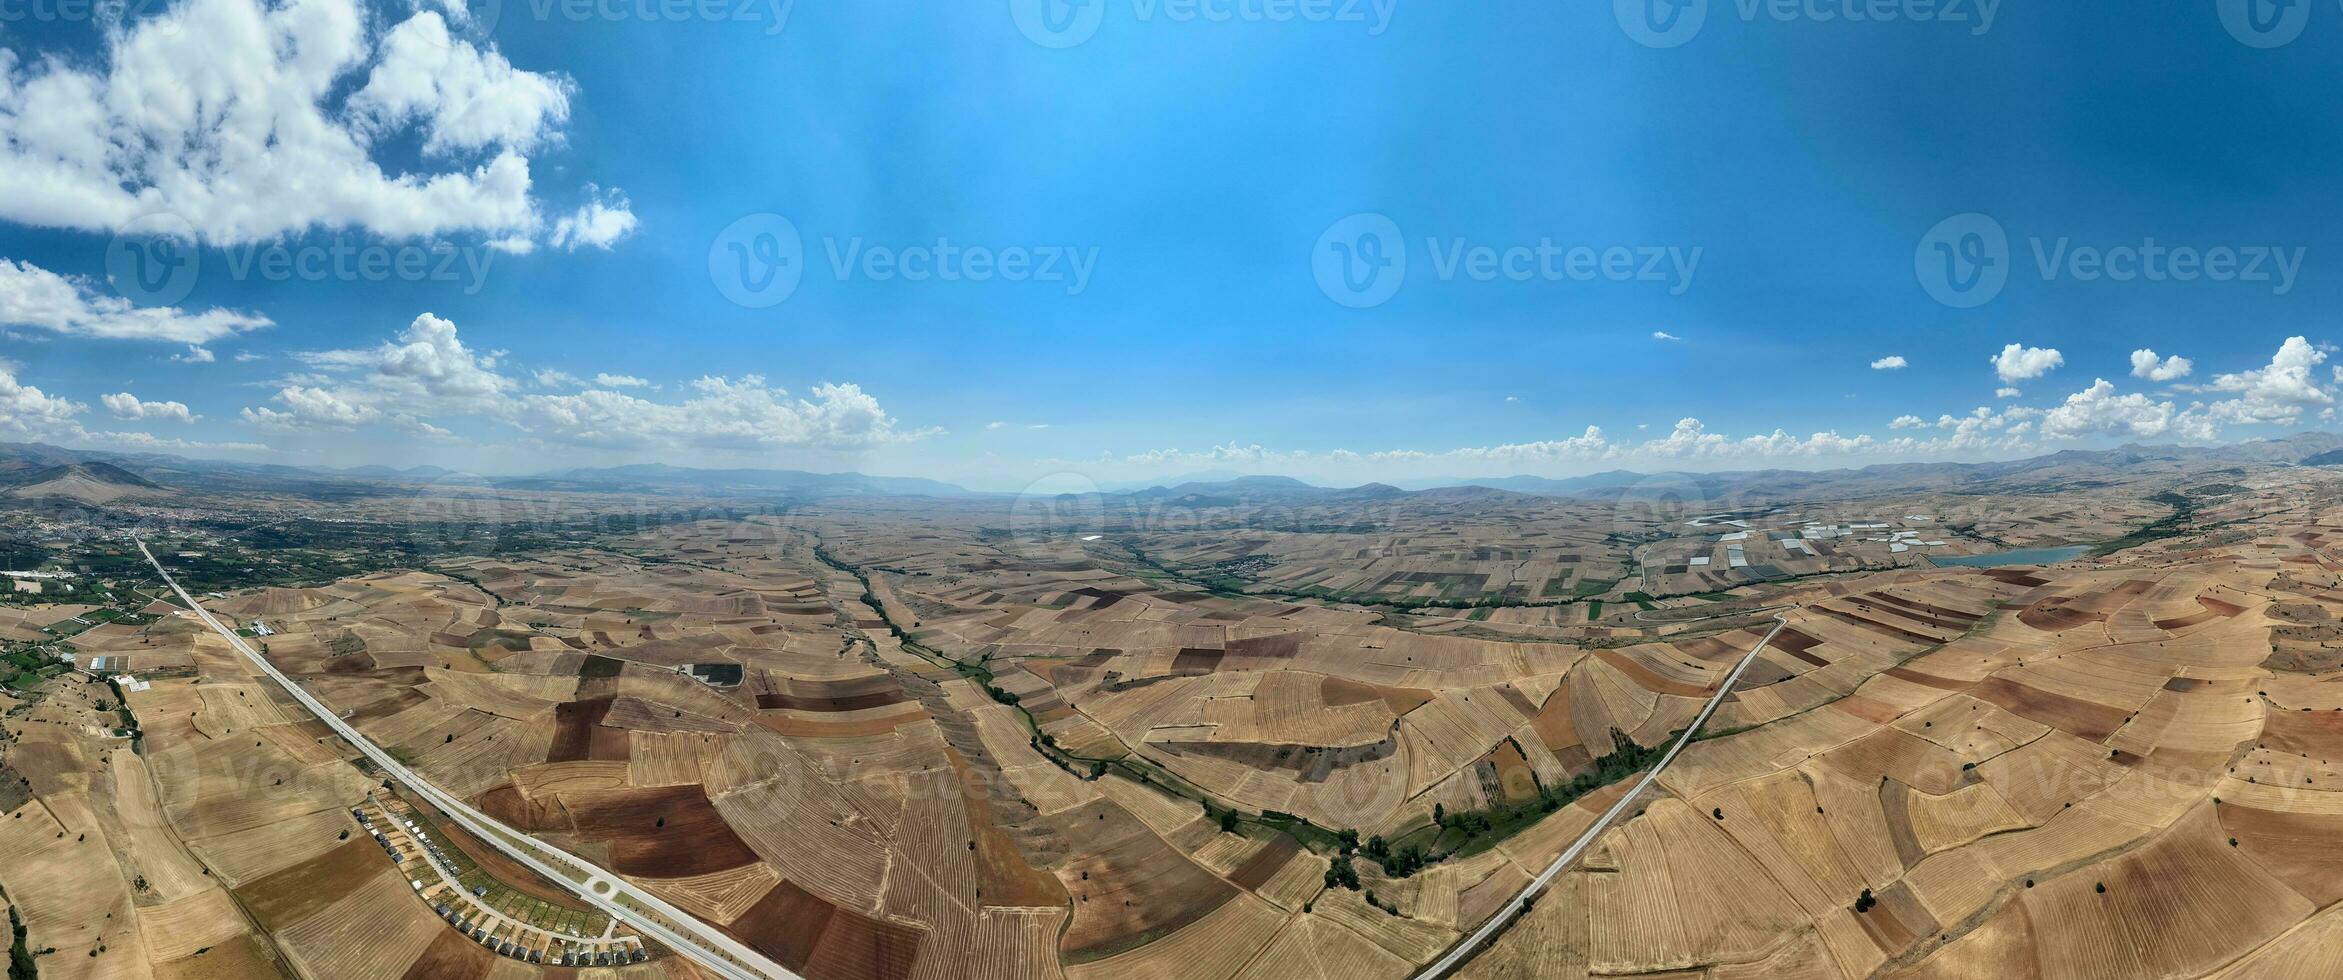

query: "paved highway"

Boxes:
[1412, 611, 1793, 979]
[138, 540, 796, 980]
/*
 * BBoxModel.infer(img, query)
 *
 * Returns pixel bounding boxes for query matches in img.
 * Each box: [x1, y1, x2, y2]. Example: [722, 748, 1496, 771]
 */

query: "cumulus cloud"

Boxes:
[1870, 355, 1908, 370]
[516, 378, 933, 451]
[2193, 336, 2331, 426]
[102, 392, 197, 423]
[1992, 344, 2064, 385]
[173, 345, 217, 364]
[2129, 349, 2193, 383]
[247, 313, 929, 452]
[1995, 387, 2023, 399]
[347, 10, 572, 156]
[243, 384, 385, 429]
[0, 0, 628, 250]
[0, 363, 252, 451]
[0, 364, 86, 438]
[2038, 379, 2191, 441]
[300, 312, 512, 407]
[0, 259, 270, 343]
[1889, 415, 1927, 429]
[549, 187, 639, 251]
[1651, 331, 1683, 342]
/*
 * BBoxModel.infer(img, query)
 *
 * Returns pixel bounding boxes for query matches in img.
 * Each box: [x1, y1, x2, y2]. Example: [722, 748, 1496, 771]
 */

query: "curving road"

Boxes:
[1413, 611, 1793, 979]
[138, 540, 796, 980]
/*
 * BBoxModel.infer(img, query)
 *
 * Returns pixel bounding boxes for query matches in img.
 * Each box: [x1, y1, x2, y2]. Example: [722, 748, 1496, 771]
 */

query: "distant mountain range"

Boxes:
[506, 463, 968, 497]
[3, 429, 2341, 507]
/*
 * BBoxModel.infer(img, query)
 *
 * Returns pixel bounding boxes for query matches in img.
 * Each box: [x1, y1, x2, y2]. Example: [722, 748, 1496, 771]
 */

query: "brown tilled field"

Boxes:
[9, 467, 2343, 979]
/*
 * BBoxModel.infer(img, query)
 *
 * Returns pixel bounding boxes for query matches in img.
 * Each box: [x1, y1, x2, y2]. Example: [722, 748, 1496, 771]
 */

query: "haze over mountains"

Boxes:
[7, 430, 2343, 505]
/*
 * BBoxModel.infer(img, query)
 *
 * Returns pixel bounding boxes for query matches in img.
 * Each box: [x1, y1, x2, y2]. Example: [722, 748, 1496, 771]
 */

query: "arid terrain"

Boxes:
[4, 444, 2343, 978]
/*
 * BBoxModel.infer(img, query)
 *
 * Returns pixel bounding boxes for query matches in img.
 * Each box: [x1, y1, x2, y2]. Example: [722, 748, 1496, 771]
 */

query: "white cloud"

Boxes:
[0, 363, 253, 451]
[0, 0, 628, 250]
[1889, 415, 1927, 429]
[985, 421, 1007, 430]
[242, 385, 384, 429]
[0, 364, 86, 438]
[102, 392, 197, 423]
[234, 351, 268, 362]
[1504, 395, 1520, 403]
[515, 378, 933, 451]
[348, 10, 572, 156]
[1651, 331, 1683, 342]
[2193, 336, 2331, 426]
[549, 186, 638, 251]
[1992, 344, 2064, 384]
[2038, 379, 2190, 441]
[1995, 387, 2023, 399]
[1870, 355, 1908, 370]
[0, 259, 270, 343]
[248, 313, 930, 453]
[1636, 418, 1885, 459]
[301, 312, 512, 407]
[2128, 349, 2193, 382]
[173, 345, 217, 363]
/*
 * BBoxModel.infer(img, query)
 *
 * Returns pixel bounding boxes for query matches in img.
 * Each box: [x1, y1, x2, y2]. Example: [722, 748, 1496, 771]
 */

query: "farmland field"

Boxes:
[5, 457, 2343, 978]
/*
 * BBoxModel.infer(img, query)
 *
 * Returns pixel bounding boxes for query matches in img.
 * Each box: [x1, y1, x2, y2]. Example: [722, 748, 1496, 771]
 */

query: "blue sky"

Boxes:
[1, 0, 2340, 490]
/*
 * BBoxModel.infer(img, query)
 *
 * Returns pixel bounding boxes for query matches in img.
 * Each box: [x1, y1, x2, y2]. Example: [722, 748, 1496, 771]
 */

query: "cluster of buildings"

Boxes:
[352, 799, 651, 968]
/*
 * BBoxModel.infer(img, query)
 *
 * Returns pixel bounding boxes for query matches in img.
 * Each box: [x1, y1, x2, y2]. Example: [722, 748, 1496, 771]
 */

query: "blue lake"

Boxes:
[1929, 545, 2092, 568]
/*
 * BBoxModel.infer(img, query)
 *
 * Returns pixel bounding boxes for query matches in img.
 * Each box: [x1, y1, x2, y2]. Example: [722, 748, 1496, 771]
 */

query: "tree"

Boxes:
[1218, 810, 1239, 833]
[1853, 889, 1876, 913]
[1364, 835, 1389, 860]
[1323, 855, 1360, 891]
[1432, 803, 1445, 827]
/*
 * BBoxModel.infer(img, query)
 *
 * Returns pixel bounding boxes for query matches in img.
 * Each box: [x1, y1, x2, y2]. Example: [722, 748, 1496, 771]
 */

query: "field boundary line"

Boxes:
[137, 538, 796, 980]
[1412, 610, 1792, 979]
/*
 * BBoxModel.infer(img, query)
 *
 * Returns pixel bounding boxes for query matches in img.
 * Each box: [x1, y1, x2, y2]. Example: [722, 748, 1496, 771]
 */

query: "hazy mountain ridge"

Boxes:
[1, 430, 2339, 505]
